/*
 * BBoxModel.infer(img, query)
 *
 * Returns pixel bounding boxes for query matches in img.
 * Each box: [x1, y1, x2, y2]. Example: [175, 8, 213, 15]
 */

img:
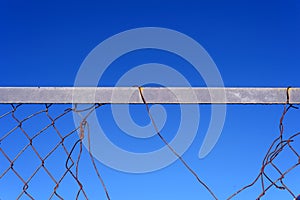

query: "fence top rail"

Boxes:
[0, 87, 299, 104]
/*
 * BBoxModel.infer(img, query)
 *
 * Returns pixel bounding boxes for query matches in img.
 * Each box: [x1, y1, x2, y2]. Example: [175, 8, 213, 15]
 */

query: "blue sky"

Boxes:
[0, 1, 300, 199]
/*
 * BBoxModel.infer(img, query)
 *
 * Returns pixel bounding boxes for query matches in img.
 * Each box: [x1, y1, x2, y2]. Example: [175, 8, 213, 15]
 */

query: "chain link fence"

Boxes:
[0, 87, 299, 199]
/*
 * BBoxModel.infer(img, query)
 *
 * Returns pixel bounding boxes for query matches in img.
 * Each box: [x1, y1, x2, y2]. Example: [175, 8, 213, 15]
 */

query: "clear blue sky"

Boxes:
[0, 1, 300, 199]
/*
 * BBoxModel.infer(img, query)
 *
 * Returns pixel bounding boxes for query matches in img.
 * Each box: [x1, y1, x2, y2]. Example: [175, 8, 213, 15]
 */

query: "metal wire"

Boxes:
[228, 87, 300, 199]
[0, 103, 109, 199]
[138, 87, 218, 199]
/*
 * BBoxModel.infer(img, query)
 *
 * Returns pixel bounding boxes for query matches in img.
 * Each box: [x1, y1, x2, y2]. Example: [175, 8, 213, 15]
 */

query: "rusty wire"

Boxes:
[138, 87, 218, 199]
[0, 103, 109, 199]
[71, 103, 111, 200]
[228, 87, 300, 199]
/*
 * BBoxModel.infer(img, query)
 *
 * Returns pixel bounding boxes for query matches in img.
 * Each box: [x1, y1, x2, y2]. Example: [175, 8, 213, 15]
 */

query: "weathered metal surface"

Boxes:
[0, 87, 299, 104]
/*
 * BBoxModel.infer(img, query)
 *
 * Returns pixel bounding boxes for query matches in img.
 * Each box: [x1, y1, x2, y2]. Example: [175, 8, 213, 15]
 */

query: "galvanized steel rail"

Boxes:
[0, 87, 299, 104]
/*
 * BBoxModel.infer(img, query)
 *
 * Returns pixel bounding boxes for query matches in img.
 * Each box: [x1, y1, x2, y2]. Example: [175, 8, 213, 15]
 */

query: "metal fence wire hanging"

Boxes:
[227, 87, 300, 200]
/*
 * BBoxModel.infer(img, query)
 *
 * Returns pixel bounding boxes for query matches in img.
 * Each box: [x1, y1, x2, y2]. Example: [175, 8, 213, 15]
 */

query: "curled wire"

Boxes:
[70, 103, 111, 200]
[228, 87, 300, 199]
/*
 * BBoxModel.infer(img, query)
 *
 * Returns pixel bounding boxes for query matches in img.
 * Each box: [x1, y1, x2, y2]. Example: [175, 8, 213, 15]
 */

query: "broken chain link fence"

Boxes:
[0, 88, 299, 199]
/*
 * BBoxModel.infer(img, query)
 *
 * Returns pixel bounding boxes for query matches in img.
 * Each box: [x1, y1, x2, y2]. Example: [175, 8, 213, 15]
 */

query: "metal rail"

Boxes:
[0, 87, 299, 104]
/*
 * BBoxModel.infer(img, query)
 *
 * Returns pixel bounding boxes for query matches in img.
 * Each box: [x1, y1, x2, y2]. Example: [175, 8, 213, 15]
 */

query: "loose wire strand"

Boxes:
[138, 87, 218, 200]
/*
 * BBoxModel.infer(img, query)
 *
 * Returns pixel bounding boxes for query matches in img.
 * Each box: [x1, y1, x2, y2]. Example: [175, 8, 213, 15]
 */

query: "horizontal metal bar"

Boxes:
[0, 87, 299, 104]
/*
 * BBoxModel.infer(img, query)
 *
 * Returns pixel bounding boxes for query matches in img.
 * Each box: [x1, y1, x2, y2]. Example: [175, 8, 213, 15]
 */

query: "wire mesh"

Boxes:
[227, 104, 300, 199]
[226, 88, 300, 200]
[0, 87, 299, 199]
[0, 103, 109, 199]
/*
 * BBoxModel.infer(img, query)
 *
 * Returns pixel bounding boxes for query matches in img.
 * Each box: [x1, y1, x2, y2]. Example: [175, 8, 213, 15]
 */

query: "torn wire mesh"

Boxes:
[0, 98, 300, 199]
[228, 88, 300, 199]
